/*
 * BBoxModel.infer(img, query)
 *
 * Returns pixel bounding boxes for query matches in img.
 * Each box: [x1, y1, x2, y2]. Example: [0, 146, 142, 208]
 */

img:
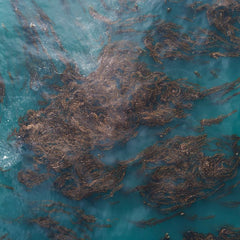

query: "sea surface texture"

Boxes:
[1, 0, 240, 239]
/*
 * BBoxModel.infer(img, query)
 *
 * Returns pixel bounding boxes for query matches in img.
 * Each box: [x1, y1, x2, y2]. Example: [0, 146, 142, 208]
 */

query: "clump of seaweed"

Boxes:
[188, 0, 240, 58]
[206, 1, 240, 38]
[183, 226, 240, 240]
[198, 110, 237, 131]
[144, 21, 194, 64]
[33, 216, 79, 240]
[18, 169, 49, 188]
[31, 201, 97, 240]
[145, 0, 240, 64]
[122, 134, 240, 212]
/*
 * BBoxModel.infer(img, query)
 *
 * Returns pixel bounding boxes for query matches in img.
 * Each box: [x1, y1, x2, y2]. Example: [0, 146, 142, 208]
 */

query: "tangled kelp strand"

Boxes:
[199, 110, 237, 130]
[30, 201, 97, 240]
[133, 211, 181, 228]
[10, 0, 69, 94]
[31, 0, 66, 52]
[32, 216, 79, 240]
[18, 169, 49, 188]
[0, 74, 5, 104]
[0, 234, 9, 240]
[183, 226, 240, 240]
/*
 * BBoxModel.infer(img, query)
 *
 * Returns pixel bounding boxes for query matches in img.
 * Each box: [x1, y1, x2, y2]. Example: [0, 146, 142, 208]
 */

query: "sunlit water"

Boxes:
[1, 0, 240, 239]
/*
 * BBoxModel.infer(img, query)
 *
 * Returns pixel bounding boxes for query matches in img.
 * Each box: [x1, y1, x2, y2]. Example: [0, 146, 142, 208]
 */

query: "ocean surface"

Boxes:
[1, 0, 240, 239]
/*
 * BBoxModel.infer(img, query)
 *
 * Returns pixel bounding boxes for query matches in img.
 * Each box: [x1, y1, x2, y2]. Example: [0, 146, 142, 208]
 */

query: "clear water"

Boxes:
[1, 0, 240, 239]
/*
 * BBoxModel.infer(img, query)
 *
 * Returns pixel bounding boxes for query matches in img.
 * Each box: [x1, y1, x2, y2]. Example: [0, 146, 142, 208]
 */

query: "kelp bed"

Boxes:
[3, 0, 240, 239]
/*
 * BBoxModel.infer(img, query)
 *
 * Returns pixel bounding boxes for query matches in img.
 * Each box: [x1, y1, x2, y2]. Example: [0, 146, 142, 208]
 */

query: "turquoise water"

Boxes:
[1, 0, 240, 239]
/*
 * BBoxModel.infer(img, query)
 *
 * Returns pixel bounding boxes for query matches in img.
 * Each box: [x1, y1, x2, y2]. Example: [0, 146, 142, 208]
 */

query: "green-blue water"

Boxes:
[1, 0, 240, 239]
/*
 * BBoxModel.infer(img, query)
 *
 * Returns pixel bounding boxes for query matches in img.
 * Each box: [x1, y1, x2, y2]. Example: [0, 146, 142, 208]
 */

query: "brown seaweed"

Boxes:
[18, 170, 49, 188]
[32, 216, 79, 240]
[133, 212, 181, 228]
[0, 234, 9, 240]
[89, 7, 119, 25]
[15, 39, 240, 215]
[0, 74, 5, 103]
[122, 135, 240, 212]
[145, 0, 240, 65]
[30, 200, 100, 240]
[16, 38, 214, 201]
[8, 0, 240, 238]
[183, 226, 240, 240]
[200, 110, 237, 128]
